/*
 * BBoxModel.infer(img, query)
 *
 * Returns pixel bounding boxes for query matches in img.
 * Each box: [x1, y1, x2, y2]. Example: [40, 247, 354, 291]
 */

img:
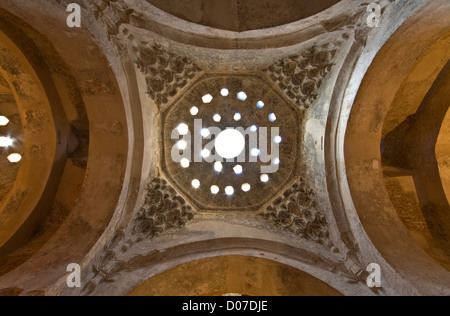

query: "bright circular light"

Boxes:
[7, 153, 22, 163]
[201, 128, 211, 138]
[190, 107, 199, 116]
[214, 161, 223, 173]
[215, 129, 245, 159]
[177, 123, 189, 135]
[221, 88, 229, 97]
[269, 113, 277, 122]
[202, 149, 211, 158]
[233, 165, 243, 175]
[250, 148, 260, 157]
[257, 101, 265, 109]
[181, 158, 190, 168]
[225, 186, 235, 196]
[0, 136, 13, 148]
[234, 113, 242, 121]
[274, 136, 282, 144]
[250, 125, 258, 132]
[211, 185, 220, 195]
[202, 94, 213, 104]
[274, 158, 280, 165]
[177, 140, 187, 150]
[261, 174, 269, 183]
[0, 116, 9, 126]
[213, 114, 222, 123]
[242, 183, 251, 192]
[192, 179, 201, 189]
[237, 92, 248, 101]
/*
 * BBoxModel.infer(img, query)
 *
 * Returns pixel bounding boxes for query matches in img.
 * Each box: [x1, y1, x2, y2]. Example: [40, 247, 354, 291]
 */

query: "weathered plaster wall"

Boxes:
[127, 256, 342, 296]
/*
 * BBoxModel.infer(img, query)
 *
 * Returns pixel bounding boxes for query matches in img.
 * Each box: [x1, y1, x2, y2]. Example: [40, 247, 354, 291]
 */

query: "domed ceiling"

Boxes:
[147, 0, 341, 31]
[0, 73, 23, 202]
[0, 0, 448, 298]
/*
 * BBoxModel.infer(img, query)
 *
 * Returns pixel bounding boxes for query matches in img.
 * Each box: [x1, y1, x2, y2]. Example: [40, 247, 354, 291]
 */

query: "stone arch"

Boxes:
[342, 0, 450, 294]
[62, 237, 369, 296]
[0, 2, 134, 287]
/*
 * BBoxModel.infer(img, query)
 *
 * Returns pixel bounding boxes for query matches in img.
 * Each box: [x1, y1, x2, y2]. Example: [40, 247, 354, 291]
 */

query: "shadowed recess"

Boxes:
[146, 0, 341, 32]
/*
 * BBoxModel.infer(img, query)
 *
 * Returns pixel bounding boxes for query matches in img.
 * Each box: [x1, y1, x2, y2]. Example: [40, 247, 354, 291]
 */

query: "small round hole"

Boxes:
[225, 186, 235, 196]
[177, 123, 189, 135]
[214, 161, 223, 173]
[0, 116, 9, 126]
[190, 107, 199, 116]
[211, 185, 220, 195]
[0, 136, 13, 148]
[213, 114, 222, 123]
[250, 148, 260, 157]
[237, 92, 248, 101]
[7, 153, 22, 163]
[221, 88, 229, 97]
[274, 136, 282, 144]
[202, 94, 213, 104]
[242, 183, 251, 192]
[202, 149, 211, 158]
[181, 158, 190, 168]
[201, 128, 211, 138]
[233, 165, 243, 175]
[192, 179, 201, 189]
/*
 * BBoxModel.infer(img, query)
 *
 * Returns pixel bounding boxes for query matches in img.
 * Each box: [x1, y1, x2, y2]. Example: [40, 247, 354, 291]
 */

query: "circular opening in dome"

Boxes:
[211, 185, 220, 195]
[237, 92, 248, 101]
[274, 136, 282, 144]
[0, 116, 9, 126]
[192, 179, 201, 189]
[0, 136, 13, 148]
[190, 107, 199, 116]
[261, 174, 269, 183]
[177, 123, 189, 135]
[233, 165, 243, 175]
[268, 113, 277, 122]
[181, 158, 190, 168]
[242, 183, 251, 192]
[250, 148, 260, 157]
[257, 101, 265, 109]
[221, 88, 229, 97]
[202, 94, 213, 104]
[225, 186, 235, 196]
[201, 128, 211, 138]
[202, 148, 211, 158]
[214, 161, 223, 173]
[274, 158, 280, 165]
[250, 125, 258, 133]
[213, 114, 222, 123]
[7, 153, 22, 163]
[234, 113, 242, 121]
[215, 129, 246, 159]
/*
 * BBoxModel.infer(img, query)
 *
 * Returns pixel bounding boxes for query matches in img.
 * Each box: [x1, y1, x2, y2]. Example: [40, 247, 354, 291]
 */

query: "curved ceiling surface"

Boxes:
[147, 0, 341, 32]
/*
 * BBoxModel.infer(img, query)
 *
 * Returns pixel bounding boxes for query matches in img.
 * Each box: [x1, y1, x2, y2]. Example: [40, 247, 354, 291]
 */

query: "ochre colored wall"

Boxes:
[127, 256, 342, 296]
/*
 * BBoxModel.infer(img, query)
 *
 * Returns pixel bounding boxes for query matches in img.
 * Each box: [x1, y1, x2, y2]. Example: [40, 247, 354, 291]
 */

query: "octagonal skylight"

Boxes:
[163, 76, 297, 210]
